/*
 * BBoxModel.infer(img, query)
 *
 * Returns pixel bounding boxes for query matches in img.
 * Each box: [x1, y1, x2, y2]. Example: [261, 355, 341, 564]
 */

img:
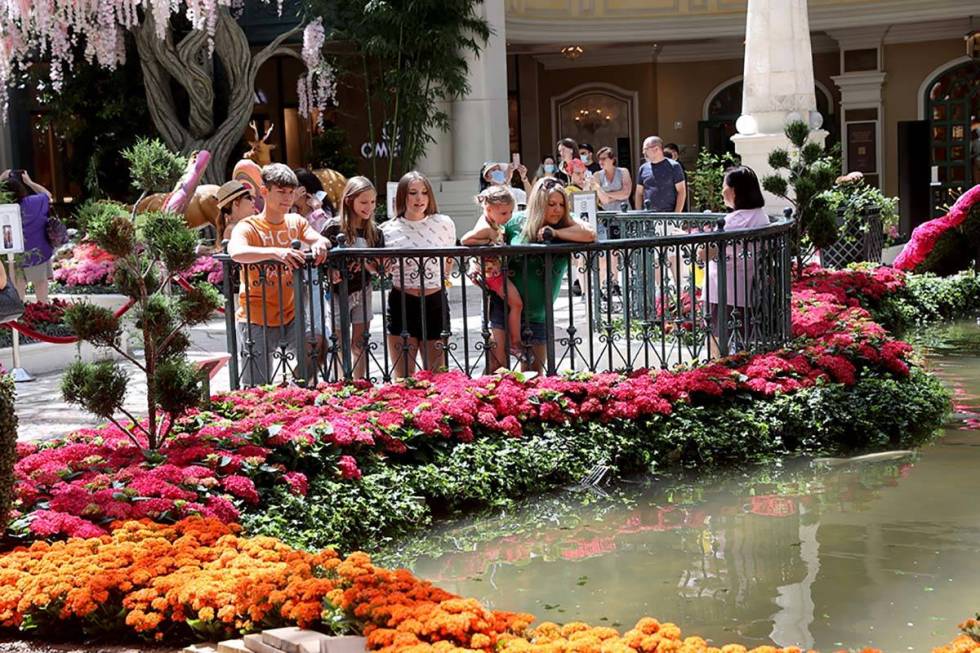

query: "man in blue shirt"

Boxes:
[633, 136, 686, 212]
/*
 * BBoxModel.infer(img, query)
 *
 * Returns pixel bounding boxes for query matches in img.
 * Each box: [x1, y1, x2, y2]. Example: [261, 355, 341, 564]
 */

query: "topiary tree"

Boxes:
[761, 120, 839, 276]
[61, 145, 221, 450]
[122, 137, 188, 210]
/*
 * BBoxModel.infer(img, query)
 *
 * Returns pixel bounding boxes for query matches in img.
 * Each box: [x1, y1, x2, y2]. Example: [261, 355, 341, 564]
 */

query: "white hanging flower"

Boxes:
[0, 0, 323, 115]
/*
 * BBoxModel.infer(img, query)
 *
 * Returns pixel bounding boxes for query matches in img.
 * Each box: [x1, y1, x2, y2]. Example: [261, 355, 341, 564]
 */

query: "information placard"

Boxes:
[0, 204, 25, 254]
[570, 191, 598, 230]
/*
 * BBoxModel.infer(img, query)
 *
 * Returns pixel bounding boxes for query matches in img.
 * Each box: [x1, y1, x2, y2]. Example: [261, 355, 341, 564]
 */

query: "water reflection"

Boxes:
[382, 322, 980, 652]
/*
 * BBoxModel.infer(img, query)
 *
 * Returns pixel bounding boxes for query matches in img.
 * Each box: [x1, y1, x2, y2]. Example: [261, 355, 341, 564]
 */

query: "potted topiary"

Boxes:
[819, 172, 898, 268]
[761, 120, 839, 277]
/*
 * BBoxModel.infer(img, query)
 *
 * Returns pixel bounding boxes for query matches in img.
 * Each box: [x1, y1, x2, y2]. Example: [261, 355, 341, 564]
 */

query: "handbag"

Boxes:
[0, 282, 24, 324]
[46, 216, 69, 248]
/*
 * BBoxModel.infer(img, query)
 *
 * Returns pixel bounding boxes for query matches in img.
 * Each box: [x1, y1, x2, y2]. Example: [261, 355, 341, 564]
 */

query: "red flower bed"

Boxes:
[10, 266, 920, 540]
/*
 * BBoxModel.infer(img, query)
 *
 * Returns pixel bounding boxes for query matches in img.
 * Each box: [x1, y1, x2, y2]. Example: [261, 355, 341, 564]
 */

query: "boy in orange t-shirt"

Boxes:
[228, 164, 330, 385]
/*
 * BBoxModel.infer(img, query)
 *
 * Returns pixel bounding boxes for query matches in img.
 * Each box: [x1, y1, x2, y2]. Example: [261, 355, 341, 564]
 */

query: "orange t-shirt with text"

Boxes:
[235, 214, 309, 327]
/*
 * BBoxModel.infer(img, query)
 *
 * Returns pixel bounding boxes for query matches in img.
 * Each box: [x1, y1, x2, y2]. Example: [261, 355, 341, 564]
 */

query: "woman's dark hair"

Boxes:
[293, 167, 335, 213]
[5, 174, 32, 202]
[556, 138, 580, 159]
[723, 166, 765, 211]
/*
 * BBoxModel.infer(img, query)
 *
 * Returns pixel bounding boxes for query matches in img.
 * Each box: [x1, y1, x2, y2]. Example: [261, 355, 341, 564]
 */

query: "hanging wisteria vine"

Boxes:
[298, 17, 338, 128]
[0, 0, 335, 121]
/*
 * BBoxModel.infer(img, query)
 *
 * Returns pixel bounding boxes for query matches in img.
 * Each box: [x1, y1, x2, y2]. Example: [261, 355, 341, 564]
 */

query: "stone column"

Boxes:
[417, 101, 453, 181]
[732, 0, 827, 213]
[451, 0, 509, 180]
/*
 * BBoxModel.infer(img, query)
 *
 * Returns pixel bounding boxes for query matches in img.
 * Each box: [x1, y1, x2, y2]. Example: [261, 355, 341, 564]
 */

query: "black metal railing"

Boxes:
[218, 212, 794, 388]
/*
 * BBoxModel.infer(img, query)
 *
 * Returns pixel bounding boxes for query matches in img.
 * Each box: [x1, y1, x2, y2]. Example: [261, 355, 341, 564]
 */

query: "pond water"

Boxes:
[382, 320, 980, 652]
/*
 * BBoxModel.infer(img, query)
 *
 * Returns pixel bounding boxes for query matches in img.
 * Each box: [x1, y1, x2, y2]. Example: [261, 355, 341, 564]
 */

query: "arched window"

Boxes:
[924, 60, 980, 217]
[699, 78, 836, 156]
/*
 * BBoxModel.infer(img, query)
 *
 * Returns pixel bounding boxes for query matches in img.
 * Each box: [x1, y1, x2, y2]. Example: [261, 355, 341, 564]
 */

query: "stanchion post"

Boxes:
[7, 253, 33, 383]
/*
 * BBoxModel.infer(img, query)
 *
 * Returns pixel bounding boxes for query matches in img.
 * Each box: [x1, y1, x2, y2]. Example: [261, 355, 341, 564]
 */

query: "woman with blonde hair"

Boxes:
[380, 171, 457, 378]
[487, 176, 596, 373]
[321, 176, 385, 379]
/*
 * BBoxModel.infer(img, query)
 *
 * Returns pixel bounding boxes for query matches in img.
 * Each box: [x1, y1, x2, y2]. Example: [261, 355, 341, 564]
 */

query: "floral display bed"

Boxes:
[0, 264, 978, 652]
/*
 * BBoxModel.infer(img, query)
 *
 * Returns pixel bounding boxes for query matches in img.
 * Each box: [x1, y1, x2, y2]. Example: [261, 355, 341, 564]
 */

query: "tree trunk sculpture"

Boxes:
[133, 8, 302, 184]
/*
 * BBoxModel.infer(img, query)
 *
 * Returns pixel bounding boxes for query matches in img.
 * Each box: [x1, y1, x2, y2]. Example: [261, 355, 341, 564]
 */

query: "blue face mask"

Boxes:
[490, 169, 507, 184]
[543, 163, 556, 174]
[581, 154, 591, 165]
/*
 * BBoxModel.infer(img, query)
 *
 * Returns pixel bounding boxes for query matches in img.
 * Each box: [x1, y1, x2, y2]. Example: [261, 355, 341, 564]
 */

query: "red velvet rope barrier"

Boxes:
[3, 297, 137, 345]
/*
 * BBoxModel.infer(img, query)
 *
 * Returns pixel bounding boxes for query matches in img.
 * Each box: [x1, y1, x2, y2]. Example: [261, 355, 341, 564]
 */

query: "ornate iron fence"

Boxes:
[218, 212, 794, 388]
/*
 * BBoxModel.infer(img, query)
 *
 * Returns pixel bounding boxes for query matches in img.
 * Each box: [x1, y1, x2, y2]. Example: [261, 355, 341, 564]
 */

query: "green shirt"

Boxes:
[502, 213, 571, 324]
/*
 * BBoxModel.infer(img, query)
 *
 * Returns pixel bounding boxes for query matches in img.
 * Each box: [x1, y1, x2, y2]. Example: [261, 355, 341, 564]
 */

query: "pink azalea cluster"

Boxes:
[180, 255, 224, 285]
[893, 184, 980, 271]
[52, 242, 116, 287]
[12, 422, 308, 540]
[12, 265, 919, 541]
[793, 263, 906, 308]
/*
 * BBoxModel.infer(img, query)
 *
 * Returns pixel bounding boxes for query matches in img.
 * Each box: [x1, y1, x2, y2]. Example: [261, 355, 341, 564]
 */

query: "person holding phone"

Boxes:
[1, 169, 54, 302]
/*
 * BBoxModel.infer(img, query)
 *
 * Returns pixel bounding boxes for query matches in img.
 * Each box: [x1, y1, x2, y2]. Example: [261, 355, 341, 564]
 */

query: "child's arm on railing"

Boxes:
[461, 218, 498, 246]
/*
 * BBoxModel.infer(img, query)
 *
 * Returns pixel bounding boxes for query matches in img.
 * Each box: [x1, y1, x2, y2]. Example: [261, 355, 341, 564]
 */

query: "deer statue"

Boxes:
[244, 120, 276, 167]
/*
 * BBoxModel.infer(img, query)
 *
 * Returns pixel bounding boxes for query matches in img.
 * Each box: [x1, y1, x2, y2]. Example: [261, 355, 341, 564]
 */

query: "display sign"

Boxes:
[570, 191, 598, 230]
[0, 204, 25, 254]
[847, 121, 877, 174]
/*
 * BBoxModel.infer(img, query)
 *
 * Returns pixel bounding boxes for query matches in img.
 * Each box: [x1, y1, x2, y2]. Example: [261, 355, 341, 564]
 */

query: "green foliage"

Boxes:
[688, 150, 739, 212]
[152, 359, 204, 416]
[761, 120, 840, 273]
[138, 211, 198, 274]
[0, 374, 18, 531]
[820, 180, 899, 236]
[176, 282, 223, 326]
[319, 0, 491, 182]
[121, 138, 187, 193]
[113, 254, 162, 297]
[242, 367, 949, 552]
[84, 207, 136, 257]
[61, 360, 127, 421]
[74, 200, 129, 232]
[876, 270, 980, 331]
[916, 204, 980, 276]
[0, 183, 14, 205]
[310, 123, 360, 177]
[61, 141, 212, 449]
[62, 303, 121, 349]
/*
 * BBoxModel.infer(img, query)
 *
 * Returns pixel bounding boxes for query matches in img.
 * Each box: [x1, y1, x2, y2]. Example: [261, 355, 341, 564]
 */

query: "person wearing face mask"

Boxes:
[481, 162, 527, 205]
[578, 143, 601, 174]
[700, 166, 770, 358]
[535, 156, 558, 181]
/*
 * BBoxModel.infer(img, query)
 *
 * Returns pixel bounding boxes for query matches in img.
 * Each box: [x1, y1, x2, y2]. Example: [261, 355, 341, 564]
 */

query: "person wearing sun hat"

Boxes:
[214, 179, 256, 241]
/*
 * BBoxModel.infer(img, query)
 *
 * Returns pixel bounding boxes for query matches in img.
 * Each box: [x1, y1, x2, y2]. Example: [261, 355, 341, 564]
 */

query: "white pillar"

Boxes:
[417, 101, 453, 181]
[732, 0, 827, 213]
[451, 0, 509, 180]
